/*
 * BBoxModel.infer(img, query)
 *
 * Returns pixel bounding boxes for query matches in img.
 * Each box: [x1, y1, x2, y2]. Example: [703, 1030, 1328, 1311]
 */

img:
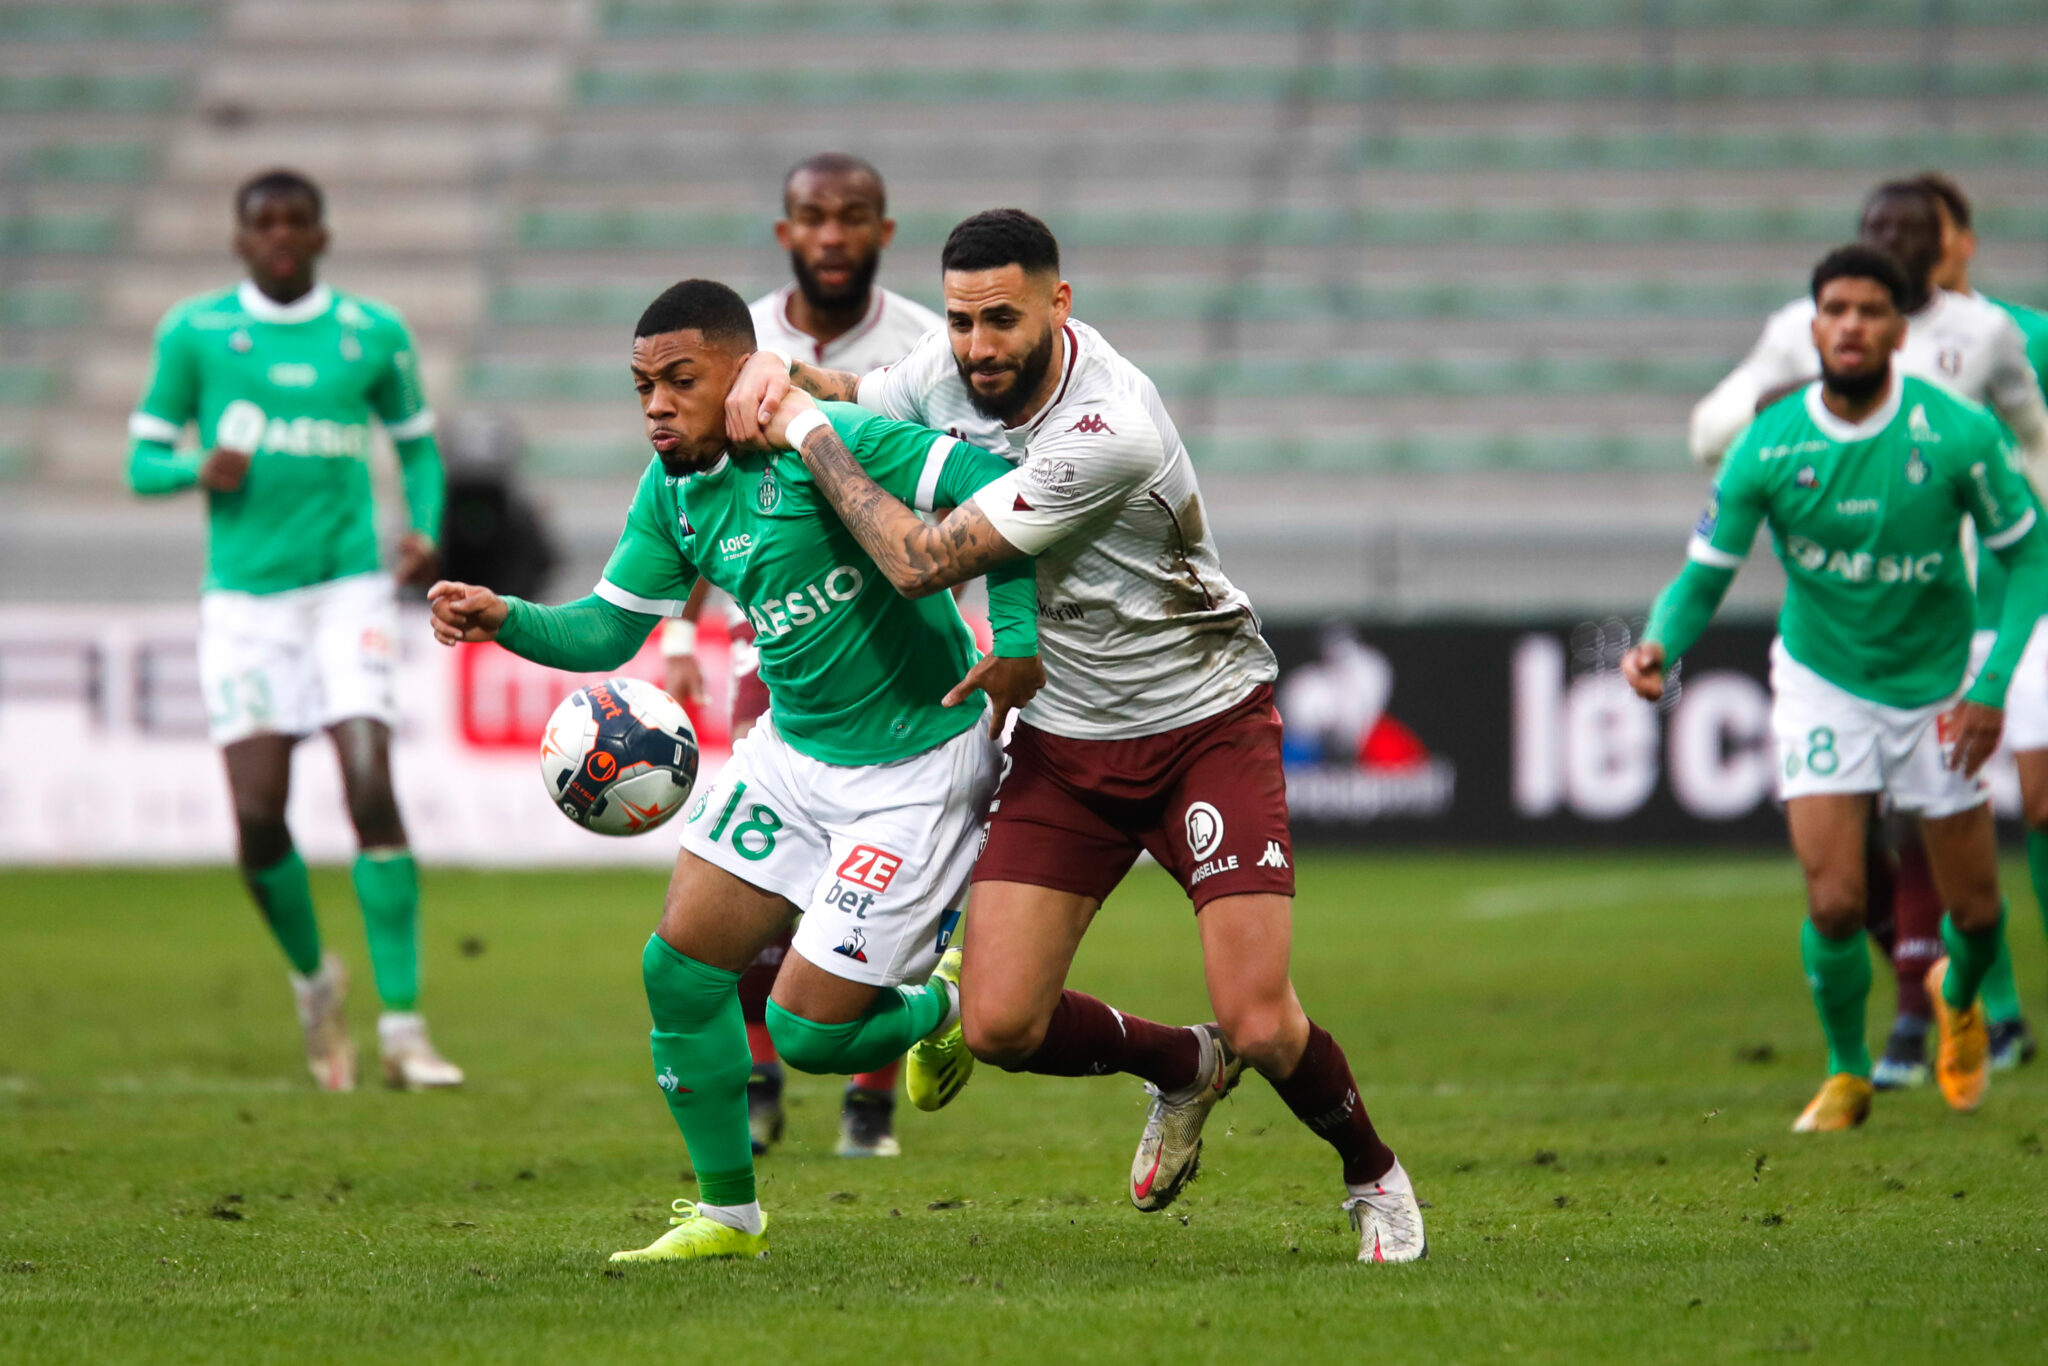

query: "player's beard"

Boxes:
[1820, 358, 1891, 405]
[957, 325, 1057, 424]
[791, 249, 879, 319]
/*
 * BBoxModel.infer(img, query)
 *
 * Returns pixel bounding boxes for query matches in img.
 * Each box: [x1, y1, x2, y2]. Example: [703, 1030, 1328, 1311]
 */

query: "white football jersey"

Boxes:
[750, 283, 941, 374]
[1690, 288, 2047, 465]
[858, 319, 1278, 740]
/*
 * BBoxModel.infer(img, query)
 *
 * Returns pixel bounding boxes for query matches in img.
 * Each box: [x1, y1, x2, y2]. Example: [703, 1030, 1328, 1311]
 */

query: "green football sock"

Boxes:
[764, 976, 951, 1076]
[352, 848, 420, 1011]
[1980, 932, 2022, 1026]
[642, 935, 755, 1209]
[1801, 920, 1872, 1079]
[1939, 906, 2006, 1013]
[244, 849, 322, 977]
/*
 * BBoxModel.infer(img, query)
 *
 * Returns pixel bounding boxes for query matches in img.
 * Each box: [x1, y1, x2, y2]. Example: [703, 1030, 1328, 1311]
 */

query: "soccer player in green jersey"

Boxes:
[426, 280, 1042, 1263]
[1911, 171, 2048, 1071]
[126, 169, 460, 1093]
[1624, 244, 2048, 1131]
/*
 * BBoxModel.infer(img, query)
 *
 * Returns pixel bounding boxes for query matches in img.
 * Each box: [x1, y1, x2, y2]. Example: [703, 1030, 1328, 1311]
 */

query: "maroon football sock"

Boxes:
[1011, 990, 1201, 1090]
[737, 959, 779, 1064]
[1272, 1022, 1395, 1186]
[1891, 840, 1943, 1020]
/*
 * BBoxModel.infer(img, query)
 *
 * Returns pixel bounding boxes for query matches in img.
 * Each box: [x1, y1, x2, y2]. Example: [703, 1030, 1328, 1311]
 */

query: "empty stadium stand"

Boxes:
[4, 0, 2045, 614]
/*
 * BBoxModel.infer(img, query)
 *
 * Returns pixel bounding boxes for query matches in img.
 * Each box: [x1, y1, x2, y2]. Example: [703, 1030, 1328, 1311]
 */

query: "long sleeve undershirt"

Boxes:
[496, 594, 658, 672]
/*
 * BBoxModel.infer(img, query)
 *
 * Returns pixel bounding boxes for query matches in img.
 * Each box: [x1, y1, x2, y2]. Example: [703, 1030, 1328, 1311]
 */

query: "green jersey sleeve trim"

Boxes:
[385, 409, 436, 442]
[1686, 534, 1744, 569]
[1983, 506, 2037, 552]
[129, 412, 183, 445]
[594, 577, 684, 618]
[913, 435, 957, 513]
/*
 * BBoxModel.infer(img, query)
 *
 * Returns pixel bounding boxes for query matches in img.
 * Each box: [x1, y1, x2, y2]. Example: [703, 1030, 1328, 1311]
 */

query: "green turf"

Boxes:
[3, 854, 2045, 1364]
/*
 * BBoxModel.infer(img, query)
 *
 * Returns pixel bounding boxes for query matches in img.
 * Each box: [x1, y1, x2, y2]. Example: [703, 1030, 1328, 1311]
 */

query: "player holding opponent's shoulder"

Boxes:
[427, 280, 1040, 1265]
[727, 210, 1424, 1264]
[658, 153, 943, 1159]
[1625, 244, 2048, 1131]
[126, 168, 460, 1092]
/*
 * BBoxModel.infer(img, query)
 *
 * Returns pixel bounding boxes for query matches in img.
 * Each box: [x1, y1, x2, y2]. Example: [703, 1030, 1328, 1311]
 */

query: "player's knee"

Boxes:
[1217, 1000, 1298, 1075]
[341, 778, 404, 847]
[763, 1003, 850, 1075]
[1947, 876, 2002, 930]
[963, 1008, 1046, 1069]
[1804, 883, 1864, 940]
[236, 817, 292, 870]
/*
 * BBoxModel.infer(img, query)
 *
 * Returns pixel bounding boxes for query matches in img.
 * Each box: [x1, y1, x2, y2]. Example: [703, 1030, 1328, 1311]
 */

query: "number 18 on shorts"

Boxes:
[679, 713, 999, 987]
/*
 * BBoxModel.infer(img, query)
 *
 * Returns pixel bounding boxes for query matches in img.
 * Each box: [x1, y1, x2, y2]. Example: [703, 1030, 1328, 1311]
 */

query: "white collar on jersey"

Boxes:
[238, 280, 334, 324]
[1804, 369, 1902, 442]
[769, 283, 887, 362]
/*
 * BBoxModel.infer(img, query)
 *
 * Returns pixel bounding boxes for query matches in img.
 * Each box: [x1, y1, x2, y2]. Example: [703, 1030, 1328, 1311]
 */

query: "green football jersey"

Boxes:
[592, 401, 1030, 767]
[1972, 294, 2048, 630]
[127, 281, 443, 595]
[1686, 376, 2038, 707]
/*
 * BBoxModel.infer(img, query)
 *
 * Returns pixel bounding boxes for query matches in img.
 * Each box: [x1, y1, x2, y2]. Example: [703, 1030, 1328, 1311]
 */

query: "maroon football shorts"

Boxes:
[972, 683, 1295, 910]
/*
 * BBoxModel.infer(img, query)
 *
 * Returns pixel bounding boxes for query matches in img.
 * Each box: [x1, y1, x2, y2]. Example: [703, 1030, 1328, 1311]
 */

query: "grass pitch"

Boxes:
[3, 853, 2046, 1365]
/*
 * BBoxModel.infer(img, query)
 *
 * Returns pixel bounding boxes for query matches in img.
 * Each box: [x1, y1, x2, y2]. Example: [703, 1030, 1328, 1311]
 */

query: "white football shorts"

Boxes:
[1969, 624, 2048, 753]
[679, 710, 998, 988]
[198, 572, 399, 745]
[1770, 638, 1985, 818]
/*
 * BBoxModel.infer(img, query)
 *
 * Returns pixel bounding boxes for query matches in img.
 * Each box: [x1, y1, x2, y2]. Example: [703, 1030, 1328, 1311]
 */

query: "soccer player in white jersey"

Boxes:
[726, 209, 1424, 1264]
[125, 170, 462, 1092]
[1691, 180, 2048, 1089]
[1908, 171, 2048, 1072]
[659, 154, 942, 1159]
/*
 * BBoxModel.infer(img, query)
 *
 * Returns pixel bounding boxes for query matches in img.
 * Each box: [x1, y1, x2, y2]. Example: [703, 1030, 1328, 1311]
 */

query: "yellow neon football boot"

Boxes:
[1925, 958, 1989, 1112]
[906, 947, 972, 1112]
[608, 1200, 768, 1263]
[1791, 1073, 1874, 1132]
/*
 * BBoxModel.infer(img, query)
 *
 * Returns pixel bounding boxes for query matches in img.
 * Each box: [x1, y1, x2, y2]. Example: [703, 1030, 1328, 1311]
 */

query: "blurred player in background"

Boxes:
[1632, 245, 2047, 1130]
[729, 210, 1426, 1263]
[125, 169, 462, 1092]
[660, 153, 942, 1159]
[1689, 180, 2048, 1090]
[1910, 171, 2048, 1071]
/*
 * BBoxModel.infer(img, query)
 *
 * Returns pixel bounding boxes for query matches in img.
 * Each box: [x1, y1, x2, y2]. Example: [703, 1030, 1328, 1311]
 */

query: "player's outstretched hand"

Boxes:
[395, 532, 440, 589]
[759, 389, 820, 452]
[197, 447, 251, 492]
[427, 580, 509, 646]
[1942, 700, 2004, 777]
[662, 654, 706, 705]
[726, 350, 793, 448]
[1620, 641, 1667, 701]
[944, 652, 1047, 738]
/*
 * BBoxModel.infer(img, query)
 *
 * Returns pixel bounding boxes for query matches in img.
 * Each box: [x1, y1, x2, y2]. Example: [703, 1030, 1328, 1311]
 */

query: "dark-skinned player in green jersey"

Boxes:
[427, 281, 1043, 1263]
[1624, 244, 2048, 1131]
[127, 169, 459, 1092]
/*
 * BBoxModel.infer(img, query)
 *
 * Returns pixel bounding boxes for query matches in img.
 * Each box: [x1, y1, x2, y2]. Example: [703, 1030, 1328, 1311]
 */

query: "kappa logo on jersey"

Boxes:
[833, 928, 870, 963]
[1257, 841, 1290, 869]
[838, 845, 902, 892]
[1067, 414, 1115, 435]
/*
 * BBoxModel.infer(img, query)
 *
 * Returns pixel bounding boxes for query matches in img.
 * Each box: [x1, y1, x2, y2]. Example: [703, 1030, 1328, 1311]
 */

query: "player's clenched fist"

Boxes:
[427, 580, 509, 646]
[1620, 641, 1667, 702]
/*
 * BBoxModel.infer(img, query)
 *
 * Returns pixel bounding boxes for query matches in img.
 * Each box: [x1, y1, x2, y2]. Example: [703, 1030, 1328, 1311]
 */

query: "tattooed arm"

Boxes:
[790, 419, 1024, 598]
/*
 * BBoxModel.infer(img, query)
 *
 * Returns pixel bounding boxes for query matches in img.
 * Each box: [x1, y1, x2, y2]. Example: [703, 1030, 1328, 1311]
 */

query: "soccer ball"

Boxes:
[539, 677, 699, 836]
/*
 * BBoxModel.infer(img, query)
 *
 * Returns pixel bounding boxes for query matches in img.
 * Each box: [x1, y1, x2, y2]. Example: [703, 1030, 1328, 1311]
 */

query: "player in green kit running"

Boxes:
[1624, 244, 2048, 1130]
[426, 280, 1041, 1263]
[126, 169, 460, 1093]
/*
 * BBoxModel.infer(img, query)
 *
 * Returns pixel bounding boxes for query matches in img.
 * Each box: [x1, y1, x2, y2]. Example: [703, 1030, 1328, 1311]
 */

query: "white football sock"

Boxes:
[1347, 1156, 1412, 1201]
[695, 1200, 764, 1236]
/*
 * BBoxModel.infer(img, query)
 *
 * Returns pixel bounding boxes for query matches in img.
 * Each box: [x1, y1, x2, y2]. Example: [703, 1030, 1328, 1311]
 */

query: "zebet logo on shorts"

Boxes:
[823, 844, 901, 919]
[1185, 801, 1238, 885]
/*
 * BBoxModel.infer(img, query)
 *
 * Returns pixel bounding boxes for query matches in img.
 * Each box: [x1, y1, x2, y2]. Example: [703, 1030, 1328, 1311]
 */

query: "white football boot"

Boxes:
[1344, 1158, 1427, 1263]
[1129, 1023, 1243, 1211]
[377, 1012, 465, 1090]
[290, 953, 357, 1092]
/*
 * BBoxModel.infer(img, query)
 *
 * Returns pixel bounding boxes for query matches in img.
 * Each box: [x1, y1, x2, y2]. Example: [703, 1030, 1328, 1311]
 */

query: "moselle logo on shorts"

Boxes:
[1186, 801, 1239, 885]
[834, 928, 869, 963]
